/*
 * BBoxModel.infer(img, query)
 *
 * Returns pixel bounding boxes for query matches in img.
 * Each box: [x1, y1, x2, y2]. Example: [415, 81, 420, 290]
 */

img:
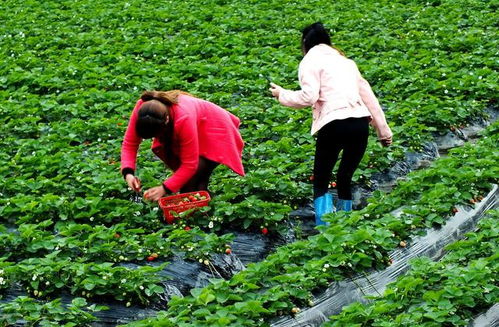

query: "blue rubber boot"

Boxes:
[336, 199, 353, 212]
[313, 193, 334, 226]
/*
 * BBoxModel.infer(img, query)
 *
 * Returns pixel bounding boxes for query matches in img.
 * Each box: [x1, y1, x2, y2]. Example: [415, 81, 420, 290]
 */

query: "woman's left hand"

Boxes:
[269, 83, 283, 98]
[143, 186, 166, 202]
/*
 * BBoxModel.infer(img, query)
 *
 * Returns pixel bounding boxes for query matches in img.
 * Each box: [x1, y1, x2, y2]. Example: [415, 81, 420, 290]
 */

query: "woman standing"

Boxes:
[270, 22, 392, 226]
[121, 90, 245, 202]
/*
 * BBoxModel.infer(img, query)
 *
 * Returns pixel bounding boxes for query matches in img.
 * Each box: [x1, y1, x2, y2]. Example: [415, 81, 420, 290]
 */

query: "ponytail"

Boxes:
[140, 90, 192, 106]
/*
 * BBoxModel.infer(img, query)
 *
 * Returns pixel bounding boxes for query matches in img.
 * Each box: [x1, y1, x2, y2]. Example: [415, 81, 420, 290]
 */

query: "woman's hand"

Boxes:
[125, 174, 141, 192]
[380, 135, 393, 147]
[144, 186, 166, 202]
[269, 82, 283, 98]
[376, 126, 393, 147]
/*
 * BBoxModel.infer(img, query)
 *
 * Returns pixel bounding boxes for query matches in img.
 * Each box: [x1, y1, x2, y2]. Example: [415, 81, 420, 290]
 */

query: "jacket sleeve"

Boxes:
[162, 117, 199, 193]
[358, 76, 393, 140]
[120, 100, 143, 174]
[278, 56, 321, 108]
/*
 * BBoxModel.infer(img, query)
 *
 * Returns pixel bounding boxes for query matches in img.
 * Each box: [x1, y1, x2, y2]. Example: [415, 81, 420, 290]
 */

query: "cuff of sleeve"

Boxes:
[122, 168, 135, 179]
[277, 91, 288, 106]
[162, 183, 172, 195]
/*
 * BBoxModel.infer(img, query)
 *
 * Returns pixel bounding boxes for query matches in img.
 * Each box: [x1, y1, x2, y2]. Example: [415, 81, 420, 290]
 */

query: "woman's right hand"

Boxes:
[380, 137, 392, 147]
[125, 174, 141, 192]
[269, 83, 283, 98]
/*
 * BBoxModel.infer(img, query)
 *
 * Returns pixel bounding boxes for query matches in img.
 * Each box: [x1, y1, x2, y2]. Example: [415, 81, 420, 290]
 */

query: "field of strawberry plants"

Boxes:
[325, 211, 498, 327]
[0, 0, 497, 326]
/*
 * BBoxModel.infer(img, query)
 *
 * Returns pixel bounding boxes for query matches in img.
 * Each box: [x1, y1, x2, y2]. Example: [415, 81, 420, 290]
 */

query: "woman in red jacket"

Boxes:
[121, 90, 245, 201]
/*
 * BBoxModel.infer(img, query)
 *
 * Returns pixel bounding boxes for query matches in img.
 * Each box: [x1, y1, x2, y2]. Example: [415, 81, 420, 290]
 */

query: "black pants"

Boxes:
[313, 117, 369, 200]
[180, 157, 219, 193]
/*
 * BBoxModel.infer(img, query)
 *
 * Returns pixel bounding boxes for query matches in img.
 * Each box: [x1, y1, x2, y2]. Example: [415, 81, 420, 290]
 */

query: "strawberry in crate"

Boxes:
[159, 191, 211, 224]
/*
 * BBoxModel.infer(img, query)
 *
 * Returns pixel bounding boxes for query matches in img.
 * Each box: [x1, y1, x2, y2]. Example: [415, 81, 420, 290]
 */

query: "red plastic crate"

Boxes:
[158, 191, 211, 224]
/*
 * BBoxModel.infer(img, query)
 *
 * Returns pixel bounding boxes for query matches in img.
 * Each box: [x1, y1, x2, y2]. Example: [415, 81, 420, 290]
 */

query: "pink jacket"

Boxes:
[121, 95, 245, 193]
[279, 44, 392, 139]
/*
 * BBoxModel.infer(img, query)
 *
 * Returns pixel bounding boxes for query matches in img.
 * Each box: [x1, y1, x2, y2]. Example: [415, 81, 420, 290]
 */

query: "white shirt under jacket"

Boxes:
[278, 44, 392, 140]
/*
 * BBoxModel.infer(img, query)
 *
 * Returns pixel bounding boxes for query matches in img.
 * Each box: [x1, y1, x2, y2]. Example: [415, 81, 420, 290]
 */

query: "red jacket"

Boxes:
[121, 95, 245, 193]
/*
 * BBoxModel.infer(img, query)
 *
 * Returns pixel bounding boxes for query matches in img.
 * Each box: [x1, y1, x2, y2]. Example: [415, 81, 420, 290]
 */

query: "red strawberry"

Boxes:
[114, 233, 121, 239]
[188, 195, 196, 202]
[146, 256, 155, 262]
[330, 181, 337, 188]
[261, 227, 268, 235]
[184, 226, 191, 231]
[309, 175, 314, 181]
[225, 248, 232, 254]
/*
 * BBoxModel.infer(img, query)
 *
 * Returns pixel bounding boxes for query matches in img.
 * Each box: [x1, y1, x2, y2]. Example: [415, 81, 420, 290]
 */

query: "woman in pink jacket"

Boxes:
[270, 22, 392, 225]
[121, 90, 245, 201]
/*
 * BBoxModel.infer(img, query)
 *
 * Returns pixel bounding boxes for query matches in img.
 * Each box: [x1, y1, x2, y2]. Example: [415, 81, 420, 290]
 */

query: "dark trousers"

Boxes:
[313, 117, 369, 200]
[180, 157, 219, 193]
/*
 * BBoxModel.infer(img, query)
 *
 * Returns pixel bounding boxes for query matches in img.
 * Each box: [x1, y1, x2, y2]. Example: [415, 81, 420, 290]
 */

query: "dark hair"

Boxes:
[301, 22, 331, 53]
[301, 22, 332, 54]
[135, 89, 193, 139]
[136, 100, 168, 139]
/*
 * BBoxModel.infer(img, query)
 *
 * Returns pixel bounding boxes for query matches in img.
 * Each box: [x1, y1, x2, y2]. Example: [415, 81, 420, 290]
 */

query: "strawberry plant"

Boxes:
[0, 296, 106, 327]
[8, 254, 167, 306]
